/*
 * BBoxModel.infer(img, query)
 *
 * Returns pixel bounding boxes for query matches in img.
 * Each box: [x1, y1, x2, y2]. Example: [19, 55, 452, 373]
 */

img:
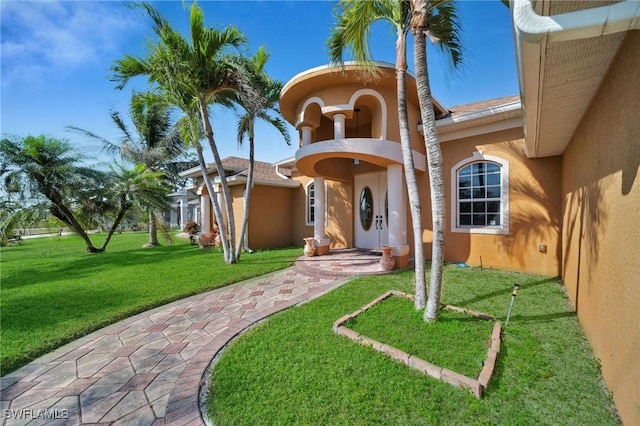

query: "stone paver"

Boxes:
[1, 264, 351, 425]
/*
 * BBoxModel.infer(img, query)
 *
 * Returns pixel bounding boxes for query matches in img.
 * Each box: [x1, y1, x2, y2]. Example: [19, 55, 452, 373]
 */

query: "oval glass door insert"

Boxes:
[360, 186, 374, 230]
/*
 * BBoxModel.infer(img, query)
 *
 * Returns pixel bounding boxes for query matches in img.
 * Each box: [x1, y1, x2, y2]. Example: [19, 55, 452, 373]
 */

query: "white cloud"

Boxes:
[1, 1, 139, 85]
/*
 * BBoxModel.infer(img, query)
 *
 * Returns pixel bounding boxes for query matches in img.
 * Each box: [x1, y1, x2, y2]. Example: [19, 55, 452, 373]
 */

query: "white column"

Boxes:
[170, 204, 178, 227]
[200, 195, 210, 233]
[179, 198, 188, 227]
[333, 113, 346, 139]
[301, 125, 312, 146]
[387, 164, 408, 255]
[313, 176, 325, 242]
[313, 176, 330, 254]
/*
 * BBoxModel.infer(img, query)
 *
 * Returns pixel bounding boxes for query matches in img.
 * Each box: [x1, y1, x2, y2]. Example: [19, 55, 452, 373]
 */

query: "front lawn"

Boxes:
[0, 232, 300, 375]
[209, 266, 620, 425]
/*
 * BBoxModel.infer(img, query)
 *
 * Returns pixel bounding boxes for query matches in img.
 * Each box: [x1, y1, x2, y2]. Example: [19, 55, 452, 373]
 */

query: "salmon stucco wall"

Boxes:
[326, 180, 353, 249]
[290, 173, 313, 247]
[290, 172, 353, 250]
[561, 32, 639, 426]
[418, 127, 562, 276]
[246, 186, 293, 249]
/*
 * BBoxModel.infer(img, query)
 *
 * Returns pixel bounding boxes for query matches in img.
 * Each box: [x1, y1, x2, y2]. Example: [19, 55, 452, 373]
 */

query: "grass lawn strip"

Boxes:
[208, 267, 620, 424]
[0, 232, 300, 374]
[334, 290, 500, 398]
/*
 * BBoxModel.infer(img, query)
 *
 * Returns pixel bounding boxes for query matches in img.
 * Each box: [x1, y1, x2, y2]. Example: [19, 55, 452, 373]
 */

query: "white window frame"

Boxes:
[305, 180, 327, 226]
[450, 152, 509, 235]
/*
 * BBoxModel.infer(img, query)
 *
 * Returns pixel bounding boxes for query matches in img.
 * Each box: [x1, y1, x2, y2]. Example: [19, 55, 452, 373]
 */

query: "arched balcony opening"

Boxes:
[345, 95, 382, 139]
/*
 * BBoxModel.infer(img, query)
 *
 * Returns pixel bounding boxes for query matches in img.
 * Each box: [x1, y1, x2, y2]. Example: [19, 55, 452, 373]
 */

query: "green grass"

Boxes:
[209, 266, 620, 425]
[346, 297, 494, 377]
[0, 232, 300, 375]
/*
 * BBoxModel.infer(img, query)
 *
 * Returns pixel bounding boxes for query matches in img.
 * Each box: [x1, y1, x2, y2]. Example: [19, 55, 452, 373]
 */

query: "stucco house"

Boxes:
[185, 1, 638, 423]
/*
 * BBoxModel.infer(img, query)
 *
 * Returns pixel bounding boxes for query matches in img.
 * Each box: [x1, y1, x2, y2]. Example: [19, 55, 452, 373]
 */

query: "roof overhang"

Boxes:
[430, 100, 523, 142]
[223, 175, 300, 189]
[511, 0, 640, 158]
[182, 164, 299, 189]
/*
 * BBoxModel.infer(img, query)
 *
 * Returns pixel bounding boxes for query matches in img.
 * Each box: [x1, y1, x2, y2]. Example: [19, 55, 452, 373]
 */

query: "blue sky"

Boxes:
[1, 0, 518, 166]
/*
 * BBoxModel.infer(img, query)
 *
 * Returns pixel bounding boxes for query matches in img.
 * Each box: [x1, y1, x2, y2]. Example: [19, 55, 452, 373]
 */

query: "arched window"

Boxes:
[451, 153, 509, 235]
[306, 181, 316, 225]
[305, 181, 327, 226]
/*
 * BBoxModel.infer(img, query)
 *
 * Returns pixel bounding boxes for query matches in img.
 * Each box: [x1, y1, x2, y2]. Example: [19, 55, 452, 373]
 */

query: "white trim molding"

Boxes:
[450, 152, 510, 235]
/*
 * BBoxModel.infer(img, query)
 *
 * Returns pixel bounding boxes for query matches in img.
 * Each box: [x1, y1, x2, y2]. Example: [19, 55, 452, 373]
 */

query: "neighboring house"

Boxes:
[185, 1, 638, 423]
[167, 189, 198, 228]
[179, 157, 300, 249]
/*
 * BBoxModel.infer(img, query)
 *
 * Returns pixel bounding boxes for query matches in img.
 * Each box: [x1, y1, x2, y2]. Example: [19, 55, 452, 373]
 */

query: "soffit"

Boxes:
[522, 0, 627, 158]
[535, 32, 625, 157]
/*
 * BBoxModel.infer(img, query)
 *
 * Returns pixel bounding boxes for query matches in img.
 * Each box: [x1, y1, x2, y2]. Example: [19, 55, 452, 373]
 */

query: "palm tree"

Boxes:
[0, 135, 103, 252]
[233, 47, 291, 259]
[328, 0, 427, 309]
[98, 163, 171, 251]
[112, 3, 258, 264]
[409, 0, 463, 321]
[69, 91, 190, 248]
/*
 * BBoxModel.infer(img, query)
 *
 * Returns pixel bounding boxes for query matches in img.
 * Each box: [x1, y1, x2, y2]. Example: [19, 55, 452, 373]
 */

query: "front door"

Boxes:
[354, 173, 388, 250]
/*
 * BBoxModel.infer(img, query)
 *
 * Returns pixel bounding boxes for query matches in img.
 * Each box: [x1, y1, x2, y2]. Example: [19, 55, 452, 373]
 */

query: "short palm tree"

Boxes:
[99, 163, 172, 251]
[409, 0, 463, 321]
[0, 135, 103, 252]
[112, 3, 258, 264]
[328, 0, 427, 309]
[69, 91, 190, 248]
[233, 47, 291, 259]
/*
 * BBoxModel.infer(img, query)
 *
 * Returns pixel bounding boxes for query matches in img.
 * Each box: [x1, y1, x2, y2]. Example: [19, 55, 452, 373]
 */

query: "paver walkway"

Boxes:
[0, 267, 349, 425]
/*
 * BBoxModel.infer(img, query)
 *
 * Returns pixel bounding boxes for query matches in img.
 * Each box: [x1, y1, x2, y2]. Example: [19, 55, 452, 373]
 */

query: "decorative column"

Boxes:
[333, 113, 346, 139]
[170, 204, 178, 227]
[313, 176, 330, 255]
[387, 164, 410, 269]
[200, 194, 210, 233]
[301, 125, 312, 146]
[179, 198, 188, 228]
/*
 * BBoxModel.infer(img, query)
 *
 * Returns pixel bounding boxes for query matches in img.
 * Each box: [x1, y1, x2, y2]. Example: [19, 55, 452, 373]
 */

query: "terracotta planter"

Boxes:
[303, 237, 316, 257]
[379, 245, 395, 271]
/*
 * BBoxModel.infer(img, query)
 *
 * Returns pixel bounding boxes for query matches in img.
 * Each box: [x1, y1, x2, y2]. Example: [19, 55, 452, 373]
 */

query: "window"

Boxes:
[451, 153, 509, 234]
[306, 181, 327, 226]
[306, 182, 316, 225]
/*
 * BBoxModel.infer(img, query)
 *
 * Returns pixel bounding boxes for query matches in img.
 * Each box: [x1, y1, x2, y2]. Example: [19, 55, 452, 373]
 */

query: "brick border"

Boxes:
[332, 290, 502, 398]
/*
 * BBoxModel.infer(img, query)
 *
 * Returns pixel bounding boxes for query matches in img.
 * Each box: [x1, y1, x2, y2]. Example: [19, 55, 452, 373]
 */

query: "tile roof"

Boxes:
[448, 95, 521, 117]
[219, 156, 291, 181]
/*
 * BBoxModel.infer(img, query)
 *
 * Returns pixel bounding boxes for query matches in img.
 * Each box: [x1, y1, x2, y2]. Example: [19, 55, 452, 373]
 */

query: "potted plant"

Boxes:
[183, 221, 200, 245]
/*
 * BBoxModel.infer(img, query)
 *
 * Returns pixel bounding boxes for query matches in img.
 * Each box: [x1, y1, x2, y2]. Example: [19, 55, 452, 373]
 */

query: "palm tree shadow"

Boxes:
[454, 276, 558, 307]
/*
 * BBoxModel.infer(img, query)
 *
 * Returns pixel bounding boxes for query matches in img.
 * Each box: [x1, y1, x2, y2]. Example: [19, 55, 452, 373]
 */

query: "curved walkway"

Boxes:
[0, 250, 399, 425]
[1, 267, 350, 425]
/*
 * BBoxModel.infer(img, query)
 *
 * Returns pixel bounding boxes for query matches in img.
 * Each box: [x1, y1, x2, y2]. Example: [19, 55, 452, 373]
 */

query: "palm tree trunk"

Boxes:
[412, 0, 446, 322]
[235, 132, 254, 259]
[100, 195, 129, 251]
[199, 101, 237, 264]
[396, 31, 427, 310]
[194, 142, 230, 260]
[50, 197, 100, 253]
[146, 208, 159, 247]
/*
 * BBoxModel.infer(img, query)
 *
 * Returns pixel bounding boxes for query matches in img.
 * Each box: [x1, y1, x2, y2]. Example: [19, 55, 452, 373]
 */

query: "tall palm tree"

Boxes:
[409, 0, 463, 321]
[69, 91, 189, 248]
[233, 47, 291, 259]
[112, 3, 258, 264]
[328, 0, 427, 309]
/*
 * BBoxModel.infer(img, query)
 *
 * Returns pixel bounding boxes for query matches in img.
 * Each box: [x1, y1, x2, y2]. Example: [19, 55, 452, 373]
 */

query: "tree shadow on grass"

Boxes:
[450, 276, 559, 308]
